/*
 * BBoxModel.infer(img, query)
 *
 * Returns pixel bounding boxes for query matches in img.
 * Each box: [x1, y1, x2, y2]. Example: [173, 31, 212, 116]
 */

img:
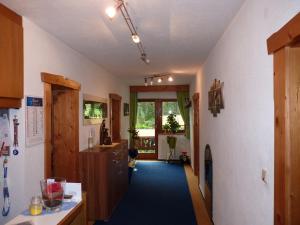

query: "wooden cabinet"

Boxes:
[79, 140, 128, 222]
[0, 4, 23, 108]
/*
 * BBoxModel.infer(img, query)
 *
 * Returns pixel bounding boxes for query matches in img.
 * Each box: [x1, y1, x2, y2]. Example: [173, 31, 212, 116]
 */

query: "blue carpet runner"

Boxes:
[95, 161, 197, 225]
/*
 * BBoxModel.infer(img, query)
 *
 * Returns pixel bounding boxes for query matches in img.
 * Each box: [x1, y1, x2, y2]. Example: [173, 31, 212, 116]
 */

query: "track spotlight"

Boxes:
[106, 0, 149, 64]
[105, 6, 117, 19]
[168, 76, 174, 82]
[132, 34, 140, 43]
[143, 73, 175, 85]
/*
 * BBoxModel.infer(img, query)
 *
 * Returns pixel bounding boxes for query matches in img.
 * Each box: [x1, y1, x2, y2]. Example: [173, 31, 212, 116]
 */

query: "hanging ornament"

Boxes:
[12, 115, 19, 156]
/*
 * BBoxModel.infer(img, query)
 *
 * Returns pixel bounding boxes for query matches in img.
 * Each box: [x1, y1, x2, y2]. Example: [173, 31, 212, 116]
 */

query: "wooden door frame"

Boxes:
[267, 13, 300, 225]
[41, 72, 81, 179]
[109, 93, 122, 142]
[193, 93, 200, 178]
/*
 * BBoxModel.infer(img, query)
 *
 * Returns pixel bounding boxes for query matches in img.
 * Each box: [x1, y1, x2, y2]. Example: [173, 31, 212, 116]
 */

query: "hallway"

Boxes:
[95, 161, 197, 225]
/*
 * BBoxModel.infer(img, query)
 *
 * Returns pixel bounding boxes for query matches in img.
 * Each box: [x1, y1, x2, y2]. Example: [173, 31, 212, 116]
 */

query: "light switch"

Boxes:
[262, 168, 268, 184]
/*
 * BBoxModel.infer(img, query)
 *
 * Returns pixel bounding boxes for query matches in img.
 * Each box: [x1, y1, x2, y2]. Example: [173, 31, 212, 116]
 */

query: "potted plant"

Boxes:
[163, 113, 180, 149]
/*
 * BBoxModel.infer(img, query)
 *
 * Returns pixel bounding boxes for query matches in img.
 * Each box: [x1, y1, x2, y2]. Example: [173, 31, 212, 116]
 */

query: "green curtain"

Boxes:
[177, 91, 190, 139]
[129, 92, 138, 145]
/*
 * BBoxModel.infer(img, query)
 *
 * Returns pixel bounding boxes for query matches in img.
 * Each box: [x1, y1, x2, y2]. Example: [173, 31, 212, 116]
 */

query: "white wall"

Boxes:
[194, 1, 300, 225]
[0, 18, 129, 224]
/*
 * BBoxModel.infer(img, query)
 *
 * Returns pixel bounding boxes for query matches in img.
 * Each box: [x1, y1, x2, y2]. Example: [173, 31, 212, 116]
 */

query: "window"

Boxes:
[136, 101, 155, 137]
[162, 101, 185, 131]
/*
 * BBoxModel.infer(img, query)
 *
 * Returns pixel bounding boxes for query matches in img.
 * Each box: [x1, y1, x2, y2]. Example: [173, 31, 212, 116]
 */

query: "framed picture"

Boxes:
[124, 103, 129, 116]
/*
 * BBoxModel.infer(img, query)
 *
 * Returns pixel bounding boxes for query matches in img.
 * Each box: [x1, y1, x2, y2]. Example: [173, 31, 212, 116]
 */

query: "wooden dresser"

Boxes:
[79, 140, 128, 222]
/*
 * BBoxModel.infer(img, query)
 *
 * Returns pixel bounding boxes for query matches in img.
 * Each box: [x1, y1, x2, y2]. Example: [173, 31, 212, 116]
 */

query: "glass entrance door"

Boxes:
[136, 101, 157, 159]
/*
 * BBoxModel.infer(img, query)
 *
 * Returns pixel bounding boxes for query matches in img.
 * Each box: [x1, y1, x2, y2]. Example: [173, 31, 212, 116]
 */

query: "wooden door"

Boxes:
[110, 94, 122, 142]
[136, 100, 158, 160]
[193, 93, 200, 177]
[52, 88, 79, 182]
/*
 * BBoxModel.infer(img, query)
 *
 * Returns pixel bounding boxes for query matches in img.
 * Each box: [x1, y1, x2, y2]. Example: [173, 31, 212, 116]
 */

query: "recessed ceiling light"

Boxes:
[168, 76, 174, 82]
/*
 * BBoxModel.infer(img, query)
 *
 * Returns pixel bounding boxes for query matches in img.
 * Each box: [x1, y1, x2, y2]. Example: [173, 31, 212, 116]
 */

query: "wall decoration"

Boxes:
[26, 96, 44, 146]
[208, 79, 224, 117]
[0, 110, 11, 157]
[124, 103, 129, 116]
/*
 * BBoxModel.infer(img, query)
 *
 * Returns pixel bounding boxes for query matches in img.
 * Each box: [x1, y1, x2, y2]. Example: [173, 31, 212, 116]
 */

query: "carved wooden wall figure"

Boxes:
[208, 79, 224, 117]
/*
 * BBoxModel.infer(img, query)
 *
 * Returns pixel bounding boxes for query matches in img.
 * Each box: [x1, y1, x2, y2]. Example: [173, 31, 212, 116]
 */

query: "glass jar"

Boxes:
[40, 177, 66, 211]
[29, 196, 43, 216]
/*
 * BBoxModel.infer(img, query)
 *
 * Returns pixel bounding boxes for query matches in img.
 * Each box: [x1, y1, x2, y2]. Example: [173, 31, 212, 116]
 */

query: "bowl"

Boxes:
[40, 177, 66, 211]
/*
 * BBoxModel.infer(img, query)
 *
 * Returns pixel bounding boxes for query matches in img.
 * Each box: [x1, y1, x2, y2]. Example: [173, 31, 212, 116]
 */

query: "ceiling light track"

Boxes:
[106, 0, 150, 64]
[144, 74, 174, 86]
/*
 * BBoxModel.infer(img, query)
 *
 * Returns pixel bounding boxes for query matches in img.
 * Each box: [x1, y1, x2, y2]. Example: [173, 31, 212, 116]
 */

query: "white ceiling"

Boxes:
[0, 0, 244, 80]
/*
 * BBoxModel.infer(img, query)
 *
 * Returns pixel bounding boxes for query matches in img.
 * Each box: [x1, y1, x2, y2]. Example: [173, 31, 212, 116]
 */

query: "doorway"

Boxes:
[42, 73, 80, 182]
[136, 99, 185, 160]
[109, 93, 122, 142]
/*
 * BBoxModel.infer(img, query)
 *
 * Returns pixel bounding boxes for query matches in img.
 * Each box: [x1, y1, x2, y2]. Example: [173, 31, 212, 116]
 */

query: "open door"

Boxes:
[42, 73, 80, 182]
[267, 13, 300, 225]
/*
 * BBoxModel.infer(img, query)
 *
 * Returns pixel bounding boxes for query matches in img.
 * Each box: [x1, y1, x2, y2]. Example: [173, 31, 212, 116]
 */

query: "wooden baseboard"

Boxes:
[184, 164, 213, 225]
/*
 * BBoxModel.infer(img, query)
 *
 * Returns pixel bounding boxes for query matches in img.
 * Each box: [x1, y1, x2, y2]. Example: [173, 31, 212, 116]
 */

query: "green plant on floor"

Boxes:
[163, 113, 180, 149]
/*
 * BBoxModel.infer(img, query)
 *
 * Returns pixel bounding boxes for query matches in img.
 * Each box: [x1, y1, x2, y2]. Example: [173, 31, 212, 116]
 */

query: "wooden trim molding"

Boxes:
[0, 3, 22, 26]
[109, 93, 122, 100]
[267, 12, 300, 54]
[130, 85, 189, 93]
[44, 83, 52, 178]
[109, 93, 122, 142]
[41, 72, 81, 90]
[192, 93, 200, 178]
